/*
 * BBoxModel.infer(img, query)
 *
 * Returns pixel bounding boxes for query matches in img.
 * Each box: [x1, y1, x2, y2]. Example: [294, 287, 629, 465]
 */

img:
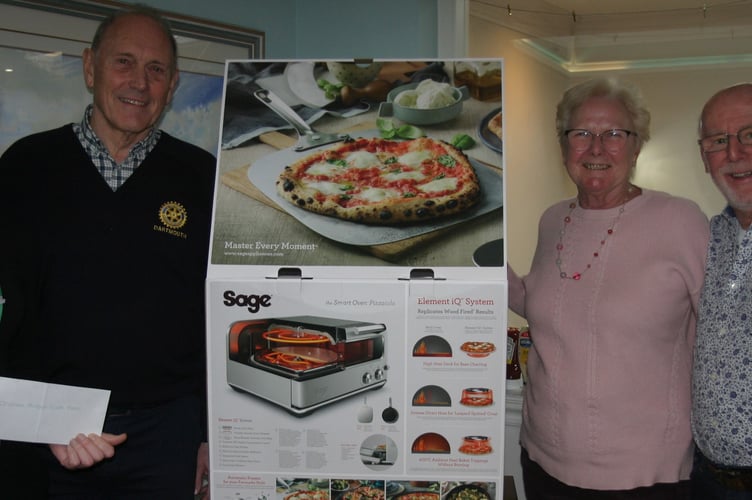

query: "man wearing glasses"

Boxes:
[691, 83, 752, 498]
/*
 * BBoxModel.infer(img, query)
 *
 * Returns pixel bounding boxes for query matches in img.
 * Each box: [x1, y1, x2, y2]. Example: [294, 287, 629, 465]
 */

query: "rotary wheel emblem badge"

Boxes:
[159, 202, 187, 229]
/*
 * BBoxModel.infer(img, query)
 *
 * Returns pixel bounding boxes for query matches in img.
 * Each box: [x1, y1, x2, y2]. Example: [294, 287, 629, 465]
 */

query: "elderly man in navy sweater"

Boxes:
[0, 5, 215, 499]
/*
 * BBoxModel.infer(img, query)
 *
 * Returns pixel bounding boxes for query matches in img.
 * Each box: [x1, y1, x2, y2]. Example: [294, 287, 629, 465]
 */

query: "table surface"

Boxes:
[211, 77, 504, 267]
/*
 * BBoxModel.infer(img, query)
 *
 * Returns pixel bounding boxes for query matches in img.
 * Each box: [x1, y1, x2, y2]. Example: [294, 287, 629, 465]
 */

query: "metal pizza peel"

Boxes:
[254, 88, 349, 151]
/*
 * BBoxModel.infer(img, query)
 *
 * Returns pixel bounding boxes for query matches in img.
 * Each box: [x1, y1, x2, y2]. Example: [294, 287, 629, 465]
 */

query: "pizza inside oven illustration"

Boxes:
[227, 316, 388, 416]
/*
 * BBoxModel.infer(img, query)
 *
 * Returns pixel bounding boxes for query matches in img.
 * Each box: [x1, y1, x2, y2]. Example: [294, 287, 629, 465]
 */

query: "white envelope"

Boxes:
[0, 377, 110, 445]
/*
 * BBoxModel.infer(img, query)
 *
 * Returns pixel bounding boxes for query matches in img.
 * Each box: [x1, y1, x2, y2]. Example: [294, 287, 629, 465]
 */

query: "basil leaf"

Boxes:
[377, 118, 395, 132]
[397, 125, 425, 139]
[438, 155, 456, 167]
[451, 133, 476, 150]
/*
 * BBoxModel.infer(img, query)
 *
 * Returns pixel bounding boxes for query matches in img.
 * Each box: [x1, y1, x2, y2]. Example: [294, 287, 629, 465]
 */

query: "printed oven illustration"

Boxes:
[227, 315, 388, 415]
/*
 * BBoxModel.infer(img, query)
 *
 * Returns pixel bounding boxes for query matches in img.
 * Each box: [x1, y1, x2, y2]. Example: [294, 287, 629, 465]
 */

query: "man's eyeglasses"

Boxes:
[698, 126, 752, 153]
[563, 129, 637, 153]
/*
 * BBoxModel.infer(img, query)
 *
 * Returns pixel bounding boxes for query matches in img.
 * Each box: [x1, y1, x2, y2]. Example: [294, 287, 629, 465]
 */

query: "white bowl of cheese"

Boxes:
[379, 79, 470, 125]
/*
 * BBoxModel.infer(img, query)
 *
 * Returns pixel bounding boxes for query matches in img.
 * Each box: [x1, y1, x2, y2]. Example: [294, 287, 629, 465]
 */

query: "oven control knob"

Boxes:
[362, 372, 373, 384]
[374, 369, 385, 380]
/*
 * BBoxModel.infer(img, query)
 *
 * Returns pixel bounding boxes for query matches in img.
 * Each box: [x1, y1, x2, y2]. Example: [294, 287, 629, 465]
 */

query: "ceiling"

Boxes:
[469, 0, 752, 73]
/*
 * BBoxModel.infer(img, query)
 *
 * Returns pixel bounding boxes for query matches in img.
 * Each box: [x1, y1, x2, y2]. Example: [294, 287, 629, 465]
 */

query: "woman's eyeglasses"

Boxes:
[564, 129, 637, 153]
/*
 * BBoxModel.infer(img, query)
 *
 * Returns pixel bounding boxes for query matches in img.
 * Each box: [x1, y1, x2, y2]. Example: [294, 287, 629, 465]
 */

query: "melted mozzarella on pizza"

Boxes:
[305, 180, 347, 195]
[306, 161, 343, 176]
[382, 170, 426, 182]
[418, 177, 458, 193]
[354, 187, 401, 202]
[397, 150, 432, 167]
[346, 150, 380, 169]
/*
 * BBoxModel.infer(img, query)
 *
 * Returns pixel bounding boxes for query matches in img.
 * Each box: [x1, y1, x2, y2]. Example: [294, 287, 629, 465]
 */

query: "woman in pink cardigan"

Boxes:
[508, 78, 709, 499]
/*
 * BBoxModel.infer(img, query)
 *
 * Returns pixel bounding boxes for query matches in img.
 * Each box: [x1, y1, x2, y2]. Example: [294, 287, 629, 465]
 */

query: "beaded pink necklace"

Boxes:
[555, 197, 628, 280]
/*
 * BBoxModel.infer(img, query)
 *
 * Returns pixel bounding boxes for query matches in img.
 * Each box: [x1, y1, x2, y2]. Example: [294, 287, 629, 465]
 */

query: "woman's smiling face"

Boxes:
[562, 96, 641, 208]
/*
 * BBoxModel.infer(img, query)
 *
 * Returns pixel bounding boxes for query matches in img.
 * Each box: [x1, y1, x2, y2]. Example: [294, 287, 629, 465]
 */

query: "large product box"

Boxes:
[206, 58, 507, 500]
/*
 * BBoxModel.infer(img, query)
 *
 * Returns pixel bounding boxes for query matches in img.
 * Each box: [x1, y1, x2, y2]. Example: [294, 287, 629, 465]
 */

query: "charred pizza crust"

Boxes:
[275, 137, 481, 225]
[487, 111, 502, 140]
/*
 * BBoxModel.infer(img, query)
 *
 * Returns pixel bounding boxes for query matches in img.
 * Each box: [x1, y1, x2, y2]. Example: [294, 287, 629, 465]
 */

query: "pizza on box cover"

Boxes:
[487, 111, 502, 140]
[275, 136, 481, 225]
[342, 486, 384, 500]
[284, 491, 329, 500]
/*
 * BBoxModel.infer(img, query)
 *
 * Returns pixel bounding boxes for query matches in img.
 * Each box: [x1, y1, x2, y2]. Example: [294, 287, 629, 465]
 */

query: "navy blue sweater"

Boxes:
[0, 126, 215, 414]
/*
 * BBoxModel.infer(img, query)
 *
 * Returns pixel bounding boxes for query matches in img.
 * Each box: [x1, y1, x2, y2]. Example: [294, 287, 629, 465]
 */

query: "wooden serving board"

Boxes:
[219, 125, 451, 260]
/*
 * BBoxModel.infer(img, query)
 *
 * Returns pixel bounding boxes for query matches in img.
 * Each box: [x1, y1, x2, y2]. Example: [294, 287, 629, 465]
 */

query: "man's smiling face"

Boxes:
[83, 13, 178, 149]
[700, 85, 752, 227]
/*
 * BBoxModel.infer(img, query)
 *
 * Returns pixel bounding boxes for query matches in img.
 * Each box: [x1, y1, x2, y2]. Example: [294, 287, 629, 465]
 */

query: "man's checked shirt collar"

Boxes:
[73, 104, 161, 190]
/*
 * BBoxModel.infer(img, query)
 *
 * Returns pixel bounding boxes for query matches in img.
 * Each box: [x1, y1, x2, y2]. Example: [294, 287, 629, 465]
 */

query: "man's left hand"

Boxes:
[194, 441, 209, 499]
[49, 432, 127, 470]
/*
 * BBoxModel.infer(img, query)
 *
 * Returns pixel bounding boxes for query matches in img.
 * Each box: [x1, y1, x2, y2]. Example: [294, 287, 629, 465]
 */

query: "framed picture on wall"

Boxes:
[0, 0, 265, 155]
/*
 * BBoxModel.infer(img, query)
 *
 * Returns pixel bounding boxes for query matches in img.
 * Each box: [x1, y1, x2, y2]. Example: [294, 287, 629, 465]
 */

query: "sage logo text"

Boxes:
[223, 291, 272, 313]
